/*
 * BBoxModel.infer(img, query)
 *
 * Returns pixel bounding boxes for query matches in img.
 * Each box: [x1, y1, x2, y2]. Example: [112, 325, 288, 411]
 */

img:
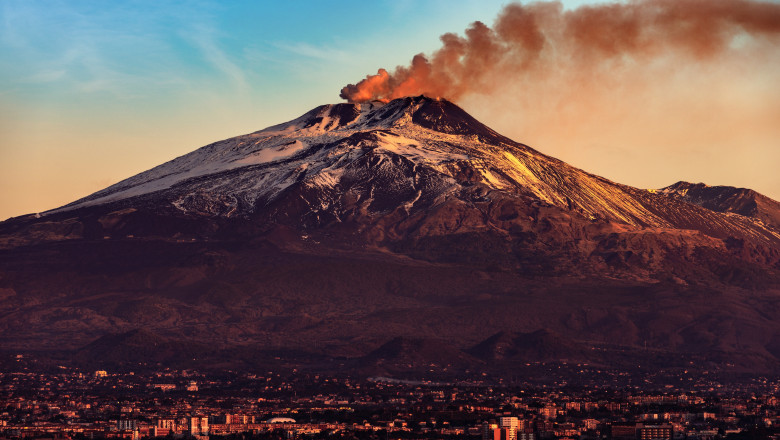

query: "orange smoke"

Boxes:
[339, 0, 780, 103]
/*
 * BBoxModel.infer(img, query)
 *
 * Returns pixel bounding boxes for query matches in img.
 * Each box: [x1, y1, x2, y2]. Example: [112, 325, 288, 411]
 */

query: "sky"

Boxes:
[1, 0, 778, 220]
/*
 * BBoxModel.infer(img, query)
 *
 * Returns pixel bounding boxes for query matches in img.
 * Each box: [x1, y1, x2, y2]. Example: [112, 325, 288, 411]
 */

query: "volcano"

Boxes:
[1, 96, 779, 375]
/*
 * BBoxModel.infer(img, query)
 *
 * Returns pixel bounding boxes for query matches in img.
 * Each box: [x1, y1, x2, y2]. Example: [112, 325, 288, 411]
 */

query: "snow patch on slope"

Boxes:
[374, 132, 468, 164]
[234, 140, 307, 165]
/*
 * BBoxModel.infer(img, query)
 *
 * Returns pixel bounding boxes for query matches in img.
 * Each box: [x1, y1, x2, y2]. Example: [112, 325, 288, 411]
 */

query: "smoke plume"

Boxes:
[340, 0, 780, 103]
[338, 0, 780, 202]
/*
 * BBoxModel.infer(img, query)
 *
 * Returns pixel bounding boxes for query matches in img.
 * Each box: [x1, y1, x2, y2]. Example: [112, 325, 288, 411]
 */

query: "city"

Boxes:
[1, 360, 778, 440]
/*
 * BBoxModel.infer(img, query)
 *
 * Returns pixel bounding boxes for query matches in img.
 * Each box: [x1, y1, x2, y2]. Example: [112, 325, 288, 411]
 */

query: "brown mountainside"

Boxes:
[0, 96, 779, 375]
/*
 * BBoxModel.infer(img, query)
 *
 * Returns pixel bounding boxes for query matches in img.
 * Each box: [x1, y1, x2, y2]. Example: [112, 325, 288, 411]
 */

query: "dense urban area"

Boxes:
[1, 358, 778, 440]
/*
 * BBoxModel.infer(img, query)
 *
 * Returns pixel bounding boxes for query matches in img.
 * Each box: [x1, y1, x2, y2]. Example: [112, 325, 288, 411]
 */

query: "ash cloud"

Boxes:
[339, 0, 780, 103]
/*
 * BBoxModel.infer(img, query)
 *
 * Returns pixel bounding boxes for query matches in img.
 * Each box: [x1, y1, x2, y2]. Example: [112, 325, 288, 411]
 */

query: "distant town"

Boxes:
[1, 361, 778, 440]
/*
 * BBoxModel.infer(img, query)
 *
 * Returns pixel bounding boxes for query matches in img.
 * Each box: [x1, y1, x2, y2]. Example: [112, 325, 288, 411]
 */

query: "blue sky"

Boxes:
[1, 1, 532, 219]
[1, 1, 530, 130]
[1, 0, 778, 219]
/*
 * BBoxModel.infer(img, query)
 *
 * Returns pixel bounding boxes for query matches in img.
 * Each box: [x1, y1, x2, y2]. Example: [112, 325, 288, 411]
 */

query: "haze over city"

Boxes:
[2, 0, 779, 221]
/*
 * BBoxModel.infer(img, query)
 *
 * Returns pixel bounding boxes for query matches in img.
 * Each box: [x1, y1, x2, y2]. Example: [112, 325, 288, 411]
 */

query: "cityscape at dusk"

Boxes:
[1, 360, 779, 440]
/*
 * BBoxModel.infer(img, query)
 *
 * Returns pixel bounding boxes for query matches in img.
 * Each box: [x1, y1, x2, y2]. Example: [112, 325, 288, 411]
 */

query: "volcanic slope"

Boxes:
[661, 181, 780, 231]
[1, 96, 779, 374]
[44, 97, 780, 246]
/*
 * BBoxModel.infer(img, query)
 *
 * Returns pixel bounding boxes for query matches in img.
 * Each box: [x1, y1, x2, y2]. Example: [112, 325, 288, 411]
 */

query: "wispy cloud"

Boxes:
[183, 23, 248, 91]
[0, 1, 221, 98]
[274, 41, 350, 61]
[25, 69, 67, 84]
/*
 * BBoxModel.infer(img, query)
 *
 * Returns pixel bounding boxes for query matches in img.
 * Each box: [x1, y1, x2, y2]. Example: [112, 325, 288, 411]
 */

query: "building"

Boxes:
[611, 424, 637, 439]
[153, 419, 175, 437]
[500, 416, 519, 440]
[518, 429, 535, 440]
[482, 422, 499, 440]
[116, 419, 139, 431]
[638, 424, 673, 440]
[188, 416, 209, 436]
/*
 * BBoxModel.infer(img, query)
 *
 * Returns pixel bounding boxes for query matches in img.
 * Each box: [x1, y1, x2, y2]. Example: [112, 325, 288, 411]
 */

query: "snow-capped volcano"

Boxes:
[51, 96, 779, 248]
[50, 97, 521, 215]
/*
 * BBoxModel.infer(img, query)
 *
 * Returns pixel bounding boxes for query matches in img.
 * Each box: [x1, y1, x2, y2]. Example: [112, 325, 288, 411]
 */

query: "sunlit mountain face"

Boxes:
[1, 96, 779, 375]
